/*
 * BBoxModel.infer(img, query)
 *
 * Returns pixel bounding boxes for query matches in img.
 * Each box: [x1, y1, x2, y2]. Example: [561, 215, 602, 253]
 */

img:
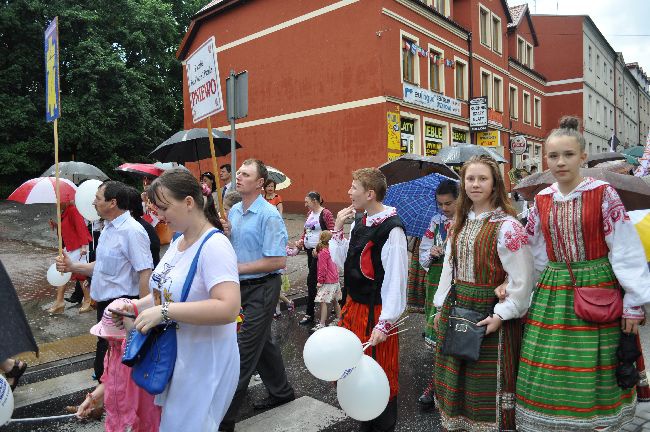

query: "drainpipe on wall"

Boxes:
[467, 32, 475, 145]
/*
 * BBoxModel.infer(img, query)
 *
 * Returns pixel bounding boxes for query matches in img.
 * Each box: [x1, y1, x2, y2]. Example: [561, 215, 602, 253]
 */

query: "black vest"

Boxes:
[343, 214, 405, 305]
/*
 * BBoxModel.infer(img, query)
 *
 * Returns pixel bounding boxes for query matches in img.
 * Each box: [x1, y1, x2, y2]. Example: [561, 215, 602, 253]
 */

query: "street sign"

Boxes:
[226, 70, 248, 120]
[510, 135, 527, 155]
[44, 17, 60, 122]
[186, 36, 224, 123]
[469, 97, 488, 132]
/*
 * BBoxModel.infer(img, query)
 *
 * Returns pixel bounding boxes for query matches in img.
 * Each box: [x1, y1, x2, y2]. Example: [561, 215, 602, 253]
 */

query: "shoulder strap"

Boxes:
[180, 229, 222, 303]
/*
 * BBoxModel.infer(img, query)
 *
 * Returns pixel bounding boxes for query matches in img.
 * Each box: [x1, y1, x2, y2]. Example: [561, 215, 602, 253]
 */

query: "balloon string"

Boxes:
[8, 413, 76, 423]
[362, 328, 410, 352]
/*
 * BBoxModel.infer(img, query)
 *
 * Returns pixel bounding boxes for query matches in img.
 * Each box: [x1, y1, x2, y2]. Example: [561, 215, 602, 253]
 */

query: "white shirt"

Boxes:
[91, 212, 153, 302]
[434, 209, 534, 321]
[151, 230, 240, 431]
[329, 206, 408, 323]
[304, 210, 323, 249]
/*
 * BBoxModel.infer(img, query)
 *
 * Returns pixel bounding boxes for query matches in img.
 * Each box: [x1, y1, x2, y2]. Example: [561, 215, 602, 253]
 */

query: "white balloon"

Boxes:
[47, 263, 71, 287]
[75, 179, 102, 221]
[303, 326, 363, 381]
[0, 375, 14, 426]
[337, 355, 390, 421]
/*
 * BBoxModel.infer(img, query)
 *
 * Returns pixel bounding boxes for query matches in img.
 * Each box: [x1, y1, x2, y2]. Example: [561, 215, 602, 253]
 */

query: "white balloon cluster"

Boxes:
[303, 327, 390, 421]
[75, 179, 102, 222]
[0, 375, 14, 426]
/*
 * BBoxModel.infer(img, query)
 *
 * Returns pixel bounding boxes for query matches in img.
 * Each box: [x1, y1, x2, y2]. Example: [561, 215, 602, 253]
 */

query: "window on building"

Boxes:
[402, 38, 416, 83]
[525, 43, 533, 68]
[610, 109, 613, 130]
[596, 100, 601, 123]
[509, 85, 518, 119]
[534, 97, 541, 127]
[604, 106, 608, 128]
[603, 62, 607, 80]
[480, 6, 490, 47]
[430, 49, 443, 93]
[493, 75, 503, 112]
[425, 123, 445, 156]
[455, 60, 467, 100]
[588, 94, 593, 118]
[400, 117, 419, 155]
[481, 71, 491, 106]
[523, 91, 531, 124]
[517, 37, 525, 63]
[596, 54, 600, 77]
[432, 0, 446, 15]
[588, 46, 592, 70]
[491, 14, 502, 54]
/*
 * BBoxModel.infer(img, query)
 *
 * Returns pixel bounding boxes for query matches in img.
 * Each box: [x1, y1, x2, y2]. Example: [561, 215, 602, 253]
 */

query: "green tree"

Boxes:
[0, 0, 204, 195]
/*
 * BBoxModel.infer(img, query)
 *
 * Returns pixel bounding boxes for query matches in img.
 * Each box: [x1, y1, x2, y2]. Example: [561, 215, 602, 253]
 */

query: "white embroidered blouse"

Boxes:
[433, 208, 534, 321]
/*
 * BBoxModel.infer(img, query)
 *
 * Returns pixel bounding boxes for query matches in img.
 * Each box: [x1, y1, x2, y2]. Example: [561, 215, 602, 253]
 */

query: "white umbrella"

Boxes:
[267, 166, 291, 190]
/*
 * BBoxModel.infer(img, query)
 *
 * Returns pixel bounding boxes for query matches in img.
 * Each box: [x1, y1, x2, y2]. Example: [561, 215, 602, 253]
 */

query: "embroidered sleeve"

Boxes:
[418, 217, 437, 270]
[328, 223, 352, 270]
[374, 319, 394, 335]
[623, 306, 645, 320]
[494, 219, 534, 320]
[526, 199, 548, 281]
[601, 186, 650, 308]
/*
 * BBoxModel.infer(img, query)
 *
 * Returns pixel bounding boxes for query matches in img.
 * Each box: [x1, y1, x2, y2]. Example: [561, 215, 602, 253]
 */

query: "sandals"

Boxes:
[6, 359, 27, 391]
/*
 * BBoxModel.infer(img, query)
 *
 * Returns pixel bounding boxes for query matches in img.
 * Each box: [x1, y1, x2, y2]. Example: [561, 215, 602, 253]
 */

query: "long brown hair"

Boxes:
[450, 155, 516, 260]
[316, 230, 333, 253]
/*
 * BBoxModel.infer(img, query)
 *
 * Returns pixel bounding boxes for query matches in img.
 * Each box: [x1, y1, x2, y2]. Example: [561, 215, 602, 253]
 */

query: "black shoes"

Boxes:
[253, 393, 295, 410]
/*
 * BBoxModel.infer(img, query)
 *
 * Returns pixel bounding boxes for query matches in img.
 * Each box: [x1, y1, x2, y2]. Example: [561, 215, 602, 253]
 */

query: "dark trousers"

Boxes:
[94, 295, 138, 380]
[220, 275, 294, 428]
[359, 397, 398, 432]
[305, 249, 318, 318]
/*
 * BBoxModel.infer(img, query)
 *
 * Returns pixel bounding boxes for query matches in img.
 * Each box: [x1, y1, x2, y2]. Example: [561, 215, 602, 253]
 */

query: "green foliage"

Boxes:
[0, 0, 205, 193]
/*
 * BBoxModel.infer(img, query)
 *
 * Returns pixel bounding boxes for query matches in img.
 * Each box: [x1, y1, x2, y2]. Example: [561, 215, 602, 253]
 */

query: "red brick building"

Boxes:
[178, 0, 549, 210]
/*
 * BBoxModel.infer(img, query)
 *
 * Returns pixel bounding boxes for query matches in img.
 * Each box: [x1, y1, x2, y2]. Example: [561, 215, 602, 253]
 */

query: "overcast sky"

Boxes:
[510, 0, 650, 75]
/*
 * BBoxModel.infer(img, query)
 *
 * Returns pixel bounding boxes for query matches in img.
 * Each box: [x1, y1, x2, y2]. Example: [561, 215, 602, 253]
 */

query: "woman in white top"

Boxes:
[296, 191, 334, 325]
[117, 169, 241, 432]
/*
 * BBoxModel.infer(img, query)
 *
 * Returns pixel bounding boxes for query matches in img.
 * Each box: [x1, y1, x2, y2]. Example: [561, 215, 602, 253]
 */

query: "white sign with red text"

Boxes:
[186, 36, 224, 123]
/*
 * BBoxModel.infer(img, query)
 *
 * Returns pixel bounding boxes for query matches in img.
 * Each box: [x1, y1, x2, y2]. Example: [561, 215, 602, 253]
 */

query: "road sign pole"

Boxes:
[228, 70, 237, 188]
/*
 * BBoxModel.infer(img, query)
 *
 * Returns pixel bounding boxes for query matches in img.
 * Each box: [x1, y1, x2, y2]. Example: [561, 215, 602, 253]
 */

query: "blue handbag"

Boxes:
[122, 229, 221, 395]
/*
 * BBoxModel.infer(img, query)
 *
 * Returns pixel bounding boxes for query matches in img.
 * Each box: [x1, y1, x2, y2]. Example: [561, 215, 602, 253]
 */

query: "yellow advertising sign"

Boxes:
[425, 124, 443, 156]
[387, 110, 401, 161]
[477, 130, 500, 147]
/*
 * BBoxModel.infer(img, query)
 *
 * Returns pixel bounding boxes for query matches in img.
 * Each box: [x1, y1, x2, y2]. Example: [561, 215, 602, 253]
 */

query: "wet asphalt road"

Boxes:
[2, 308, 441, 431]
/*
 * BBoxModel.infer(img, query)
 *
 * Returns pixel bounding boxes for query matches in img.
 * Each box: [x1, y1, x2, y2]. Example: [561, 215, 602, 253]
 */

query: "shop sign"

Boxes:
[400, 118, 416, 154]
[469, 97, 488, 132]
[387, 111, 401, 152]
[477, 130, 500, 147]
[425, 123, 443, 156]
[452, 129, 467, 146]
[403, 83, 461, 116]
[510, 135, 528, 155]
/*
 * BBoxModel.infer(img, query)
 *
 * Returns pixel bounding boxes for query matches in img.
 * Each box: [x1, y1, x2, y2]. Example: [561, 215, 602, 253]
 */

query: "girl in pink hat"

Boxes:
[73, 298, 161, 431]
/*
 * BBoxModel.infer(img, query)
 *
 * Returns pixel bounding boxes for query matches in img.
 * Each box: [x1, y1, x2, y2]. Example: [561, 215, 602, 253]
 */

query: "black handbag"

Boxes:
[440, 259, 488, 362]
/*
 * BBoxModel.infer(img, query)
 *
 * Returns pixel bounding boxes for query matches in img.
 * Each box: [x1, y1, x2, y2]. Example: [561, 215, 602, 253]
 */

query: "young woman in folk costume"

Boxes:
[516, 117, 650, 432]
[432, 155, 534, 431]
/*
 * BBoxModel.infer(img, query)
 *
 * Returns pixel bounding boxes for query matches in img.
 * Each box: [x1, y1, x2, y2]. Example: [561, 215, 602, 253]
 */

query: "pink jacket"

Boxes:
[317, 248, 339, 284]
[102, 339, 161, 432]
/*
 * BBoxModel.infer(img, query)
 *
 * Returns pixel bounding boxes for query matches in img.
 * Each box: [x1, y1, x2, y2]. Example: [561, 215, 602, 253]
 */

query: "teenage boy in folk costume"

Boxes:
[330, 168, 408, 432]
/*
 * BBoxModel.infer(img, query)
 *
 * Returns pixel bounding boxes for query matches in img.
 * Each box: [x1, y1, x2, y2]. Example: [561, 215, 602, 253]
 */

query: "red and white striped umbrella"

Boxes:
[8, 177, 77, 204]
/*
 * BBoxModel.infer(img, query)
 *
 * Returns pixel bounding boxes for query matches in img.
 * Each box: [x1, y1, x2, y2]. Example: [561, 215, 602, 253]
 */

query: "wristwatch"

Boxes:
[161, 302, 171, 323]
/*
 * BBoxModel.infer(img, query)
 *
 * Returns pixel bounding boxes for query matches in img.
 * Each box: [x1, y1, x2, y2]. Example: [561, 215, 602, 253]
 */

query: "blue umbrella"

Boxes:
[384, 173, 458, 238]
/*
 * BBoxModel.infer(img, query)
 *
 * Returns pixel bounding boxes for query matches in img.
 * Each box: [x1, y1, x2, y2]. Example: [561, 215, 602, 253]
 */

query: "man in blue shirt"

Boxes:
[219, 159, 294, 432]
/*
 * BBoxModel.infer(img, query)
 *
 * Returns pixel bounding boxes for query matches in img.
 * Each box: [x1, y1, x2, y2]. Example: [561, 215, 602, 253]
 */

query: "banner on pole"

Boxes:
[186, 36, 224, 123]
[44, 17, 61, 122]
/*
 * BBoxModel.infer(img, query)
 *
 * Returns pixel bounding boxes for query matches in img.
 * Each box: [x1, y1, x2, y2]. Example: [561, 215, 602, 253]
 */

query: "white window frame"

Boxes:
[509, 84, 518, 119]
[533, 96, 541, 128]
[428, 43, 445, 95]
[492, 73, 504, 112]
[400, 30, 421, 86]
[491, 13, 502, 55]
[596, 53, 600, 77]
[517, 36, 526, 64]
[596, 99, 601, 124]
[588, 94, 593, 119]
[400, 111, 422, 155]
[450, 123, 470, 146]
[454, 57, 468, 100]
[522, 90, 531, 124]
[479, 4, 492, 48]
[525, 42, 533, 68]
[480, 67, 493, 108]
[588, 45, 592, 71]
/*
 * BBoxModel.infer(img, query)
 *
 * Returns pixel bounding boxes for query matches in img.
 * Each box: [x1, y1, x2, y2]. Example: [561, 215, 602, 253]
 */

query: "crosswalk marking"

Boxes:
[13, 368, 95, 409]
[236, 396, 347, 432]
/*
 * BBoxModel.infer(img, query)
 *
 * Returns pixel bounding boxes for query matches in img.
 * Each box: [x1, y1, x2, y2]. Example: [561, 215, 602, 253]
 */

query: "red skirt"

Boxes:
[339, 297, 399, 399]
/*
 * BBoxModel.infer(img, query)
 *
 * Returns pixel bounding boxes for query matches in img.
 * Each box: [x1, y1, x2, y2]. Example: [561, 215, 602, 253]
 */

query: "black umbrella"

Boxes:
[149, 128, 242, 163]
[378, 153, 458, 186]
[0, 260, 38, 361]
[586, 152, 627, 167]
[40, 161, 109, 185]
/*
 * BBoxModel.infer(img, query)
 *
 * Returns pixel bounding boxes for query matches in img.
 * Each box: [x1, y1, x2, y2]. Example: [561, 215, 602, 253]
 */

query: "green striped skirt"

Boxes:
[424, 257, 444, 346]
[407, 240, 427, 313]
[434, 281, 521, 431]
[516, 257, 635, 432]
